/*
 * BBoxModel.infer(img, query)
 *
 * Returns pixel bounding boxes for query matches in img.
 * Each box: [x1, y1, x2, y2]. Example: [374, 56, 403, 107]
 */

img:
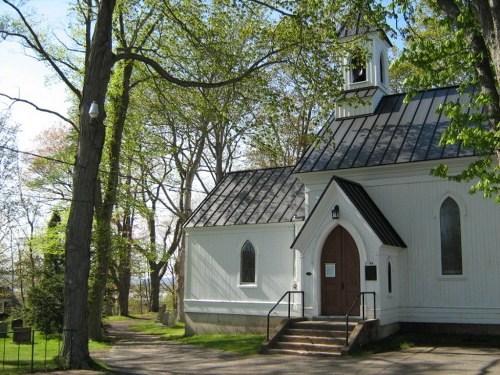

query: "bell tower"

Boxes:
[335, 26, 392, 118]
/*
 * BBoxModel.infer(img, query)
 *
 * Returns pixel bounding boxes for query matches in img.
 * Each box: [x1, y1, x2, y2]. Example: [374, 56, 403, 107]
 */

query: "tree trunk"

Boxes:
[174, 128, 206, 323]
[117, 177, 134, 316]
[87, 185, 111, 341]
[117, 273, 131, 315]
[174, 244, 185, 322]
[62, 0, 116, 368]
[149, 264, 162, 312]
[87, 61, 133, 341]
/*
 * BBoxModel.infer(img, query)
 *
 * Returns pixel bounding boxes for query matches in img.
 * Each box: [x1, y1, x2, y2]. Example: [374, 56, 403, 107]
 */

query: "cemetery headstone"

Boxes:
[0, 322, 7, 338]
[161, 311, 169, 326]
[13, 327, 31, 344]
[167, 311, 176, 327]
[157, 304, 166, 323]
[11, 319, 23, 330]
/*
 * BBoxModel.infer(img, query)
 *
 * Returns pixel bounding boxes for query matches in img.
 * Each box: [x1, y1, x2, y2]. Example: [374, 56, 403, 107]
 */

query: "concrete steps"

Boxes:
[266, 318, 359, 356]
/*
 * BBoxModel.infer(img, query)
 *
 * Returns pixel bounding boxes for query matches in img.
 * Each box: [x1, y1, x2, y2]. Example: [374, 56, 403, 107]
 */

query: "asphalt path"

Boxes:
[39, 319, 500, 374]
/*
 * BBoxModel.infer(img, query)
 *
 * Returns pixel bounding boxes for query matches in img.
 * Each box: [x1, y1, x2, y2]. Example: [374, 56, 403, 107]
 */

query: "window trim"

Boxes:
[239, 240, 257, 285]
[379, 52, 385, 85]
[439, 196, 463, 276]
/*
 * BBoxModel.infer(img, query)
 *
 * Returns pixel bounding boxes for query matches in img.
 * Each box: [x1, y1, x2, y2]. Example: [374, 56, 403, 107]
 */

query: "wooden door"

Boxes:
[321, 226, 360, 316]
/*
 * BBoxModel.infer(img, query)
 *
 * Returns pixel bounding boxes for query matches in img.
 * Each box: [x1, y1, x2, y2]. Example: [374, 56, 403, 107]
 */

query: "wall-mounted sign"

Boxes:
[365, 265, 377, 280]
[325, 263, 336, 278]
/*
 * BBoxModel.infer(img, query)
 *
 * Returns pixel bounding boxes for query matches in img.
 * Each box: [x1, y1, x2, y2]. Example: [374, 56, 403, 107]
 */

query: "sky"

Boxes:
[0, 0, 71, 149]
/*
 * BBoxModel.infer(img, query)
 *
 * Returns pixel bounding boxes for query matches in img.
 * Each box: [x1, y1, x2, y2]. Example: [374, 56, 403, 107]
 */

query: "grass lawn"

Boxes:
[0, 330, 109, 374]
[103, 312, 156, 323]
[127, 318, 264, 355]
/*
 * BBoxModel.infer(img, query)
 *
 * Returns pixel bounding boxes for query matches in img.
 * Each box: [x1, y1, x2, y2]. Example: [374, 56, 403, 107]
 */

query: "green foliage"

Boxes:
[391, 0, 500, 202]
[25, 125, 77, 201]
[25, 273, 64, 334]
[247, 66, 325, 168]
[25, 212, 65, 333]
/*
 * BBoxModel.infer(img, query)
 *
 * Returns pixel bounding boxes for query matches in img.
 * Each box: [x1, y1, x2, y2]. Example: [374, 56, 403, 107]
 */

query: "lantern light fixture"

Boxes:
[332, 205, 340, 220]
[89, 101, 99, 119]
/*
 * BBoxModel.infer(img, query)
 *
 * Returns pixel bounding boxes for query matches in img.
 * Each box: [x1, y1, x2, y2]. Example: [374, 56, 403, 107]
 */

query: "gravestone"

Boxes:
[161, 311, 169, 326]
[157, 304, 166, 323]
[0, 322, 7, 338]
[167, 311, 176, 327]
[161, 310, 176, 327]
[11, 319, 23, 330]
[13, 327, 31, 344]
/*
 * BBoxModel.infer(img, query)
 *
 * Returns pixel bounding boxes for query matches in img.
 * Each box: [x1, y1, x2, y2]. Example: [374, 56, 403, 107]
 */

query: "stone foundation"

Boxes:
[400, 322, 500, 336]
[185, 312, 286, 336]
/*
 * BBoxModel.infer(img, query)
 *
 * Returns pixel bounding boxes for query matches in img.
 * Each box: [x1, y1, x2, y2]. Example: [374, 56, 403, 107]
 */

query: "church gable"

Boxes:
[294, 86, 476, 174]
[291, 175, 406, 250]
[185, 166, 305, 228]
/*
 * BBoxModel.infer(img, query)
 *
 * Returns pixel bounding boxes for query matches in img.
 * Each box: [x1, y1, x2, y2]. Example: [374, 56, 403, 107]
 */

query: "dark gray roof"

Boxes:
[337, 13, 393, 47]
[293, 86, 476, 174]
[341, 86, 379, 100]
[334, 176, 406, 247]
[185, 167, 305, 228]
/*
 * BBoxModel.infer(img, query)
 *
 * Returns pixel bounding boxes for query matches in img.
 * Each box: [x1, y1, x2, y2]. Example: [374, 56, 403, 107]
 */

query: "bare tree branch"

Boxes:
[0, 93, 78, 131]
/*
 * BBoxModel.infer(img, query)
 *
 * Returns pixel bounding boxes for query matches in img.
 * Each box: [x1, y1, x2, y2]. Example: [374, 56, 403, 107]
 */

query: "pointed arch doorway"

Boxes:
[321, 226, 360, 315]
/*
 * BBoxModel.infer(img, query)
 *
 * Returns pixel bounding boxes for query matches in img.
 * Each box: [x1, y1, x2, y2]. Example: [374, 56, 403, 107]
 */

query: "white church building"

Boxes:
[183, 25, 500, 349]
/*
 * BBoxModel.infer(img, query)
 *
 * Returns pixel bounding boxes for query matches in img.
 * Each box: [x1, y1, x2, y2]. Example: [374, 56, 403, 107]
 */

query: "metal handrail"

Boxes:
[266, 291, 304, 341]
[344, 291, 376, 346]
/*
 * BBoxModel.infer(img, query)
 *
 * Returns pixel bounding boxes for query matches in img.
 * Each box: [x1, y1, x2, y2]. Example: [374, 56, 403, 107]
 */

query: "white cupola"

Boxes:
[335, 26, 392, 119]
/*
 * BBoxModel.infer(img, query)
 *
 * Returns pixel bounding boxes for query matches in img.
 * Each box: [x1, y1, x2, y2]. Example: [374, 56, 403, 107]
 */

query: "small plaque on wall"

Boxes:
[325, 263, 336, 278]
[365, 265, 377, 281]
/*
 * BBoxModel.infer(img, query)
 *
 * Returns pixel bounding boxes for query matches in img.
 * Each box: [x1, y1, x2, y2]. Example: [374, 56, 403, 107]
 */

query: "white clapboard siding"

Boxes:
[365, 176, 500, 323]
[185, 223, 298, 316]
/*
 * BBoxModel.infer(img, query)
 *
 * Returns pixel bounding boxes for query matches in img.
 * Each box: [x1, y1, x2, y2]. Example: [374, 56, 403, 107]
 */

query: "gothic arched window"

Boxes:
[240, 241, 256, 283]
[440, 197, 463, 275]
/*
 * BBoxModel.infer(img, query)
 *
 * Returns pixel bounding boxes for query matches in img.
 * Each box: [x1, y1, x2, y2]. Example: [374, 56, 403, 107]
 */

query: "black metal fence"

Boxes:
[0, 328, 73, 374]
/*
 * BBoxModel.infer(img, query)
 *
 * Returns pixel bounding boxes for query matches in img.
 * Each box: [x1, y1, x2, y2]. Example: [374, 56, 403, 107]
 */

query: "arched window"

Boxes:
[387, 261, 392, 294]
[440, 197, 463, 275]
[379, 53, 385, 84]
[351, 53, 366, 83]
[240, 241, 256, 283]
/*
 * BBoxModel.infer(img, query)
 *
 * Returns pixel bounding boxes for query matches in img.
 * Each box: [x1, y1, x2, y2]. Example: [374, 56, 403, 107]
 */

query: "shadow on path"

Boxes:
[92, 320, 500, 375]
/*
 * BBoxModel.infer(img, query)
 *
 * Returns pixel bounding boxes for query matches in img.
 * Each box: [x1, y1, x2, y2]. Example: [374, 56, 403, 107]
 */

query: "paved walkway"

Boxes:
[42, 320, 500, 374]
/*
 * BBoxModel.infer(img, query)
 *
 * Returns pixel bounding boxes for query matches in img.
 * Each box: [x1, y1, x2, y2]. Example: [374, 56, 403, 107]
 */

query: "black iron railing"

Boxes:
[0, 328, 74, 373]
[344, 291, 376, 346]
[266, 291, 304, 340]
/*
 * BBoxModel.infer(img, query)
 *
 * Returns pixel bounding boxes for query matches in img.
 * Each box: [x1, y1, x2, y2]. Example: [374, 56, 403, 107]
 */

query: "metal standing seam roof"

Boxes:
[293, 86, 476, 174]
[184, 166, 305, 228]
[333, 176, 406, 247]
